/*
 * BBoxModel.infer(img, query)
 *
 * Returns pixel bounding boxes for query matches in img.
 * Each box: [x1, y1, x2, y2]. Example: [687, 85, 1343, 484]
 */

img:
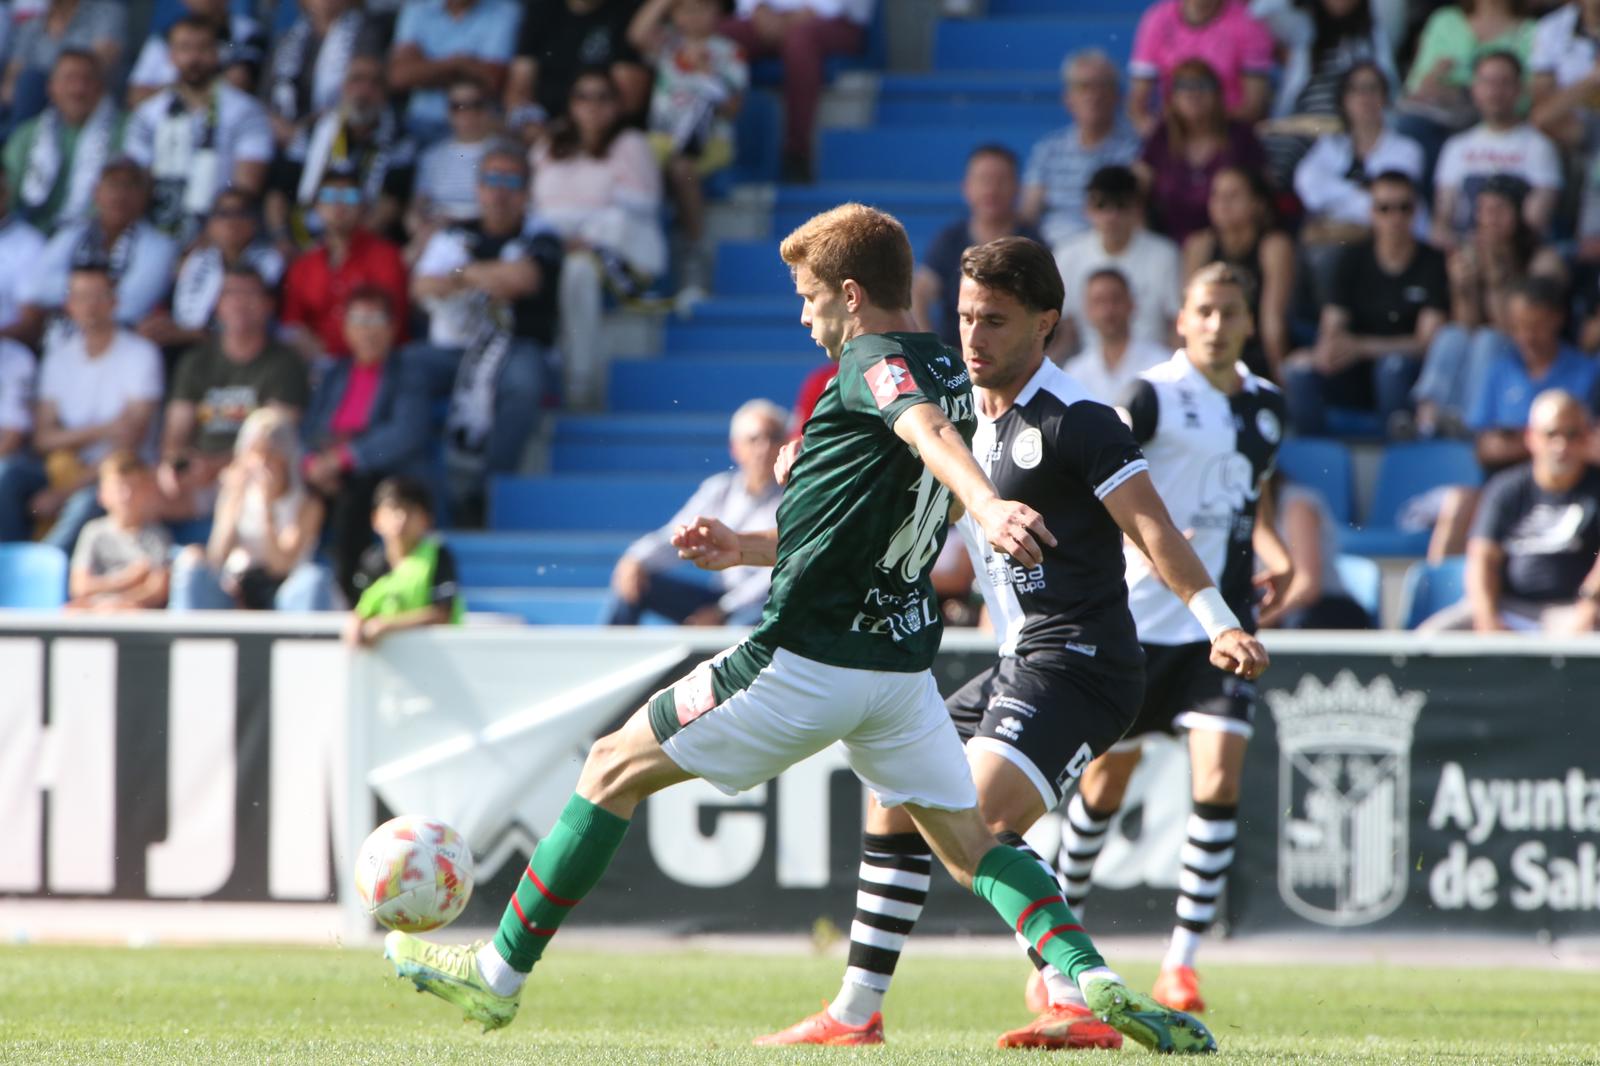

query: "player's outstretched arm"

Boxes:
[892, 402, 1055, 567]
[672, 516, 778, 571]
[1101, 470, 1269, 680]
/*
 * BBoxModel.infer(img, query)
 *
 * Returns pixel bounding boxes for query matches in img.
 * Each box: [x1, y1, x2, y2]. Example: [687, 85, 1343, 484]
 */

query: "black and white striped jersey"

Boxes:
[957, 359, 1148, 669]
[1120, 351, 1285, 646]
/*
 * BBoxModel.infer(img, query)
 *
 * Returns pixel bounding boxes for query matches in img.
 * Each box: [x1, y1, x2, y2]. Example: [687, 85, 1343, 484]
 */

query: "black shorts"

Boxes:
[946, 653, 1144, 809]
[1114, 641, 1257, 750]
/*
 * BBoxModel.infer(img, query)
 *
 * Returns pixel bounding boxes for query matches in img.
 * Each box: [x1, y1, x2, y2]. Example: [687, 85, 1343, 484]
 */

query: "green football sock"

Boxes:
[972, 844, 1106, 982]
[491, 794, 630, 972]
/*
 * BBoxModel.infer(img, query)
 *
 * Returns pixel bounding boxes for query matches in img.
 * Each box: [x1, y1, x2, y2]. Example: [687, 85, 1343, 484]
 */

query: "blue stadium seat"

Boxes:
[664, 323, 808, 355]
[1333, 554, 1382, 626]
[731, 89, 782, 184]
[1344, 441, 1482, 557]
[932, 17, 1136, 73]
[608, 357, 819, 414]
[713, 241, 794, 297]
[1399, 556, 1467, 629]
[687, 297, 797, 325]
[817, 127, 1050, 183]
[463, 588, 612, 625]
[1277, 438, 1354, 525]
[876, 71, 1059, 101]
[988, 0, 1135, 13]
[875, 98, 1064, 127]
[552, 413, 731, 445]
[0, 543, 68, 608]
[489, 475, 705, 532]
[166, 518, 214, 547]
[550, 440, 733, 474]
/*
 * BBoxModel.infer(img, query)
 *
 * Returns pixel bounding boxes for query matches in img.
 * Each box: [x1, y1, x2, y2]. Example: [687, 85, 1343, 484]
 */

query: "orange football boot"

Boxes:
[1151, 965, 1206, 1014]
[753, 1007, 885, 1046]
[997, 1002, 1124, 1050]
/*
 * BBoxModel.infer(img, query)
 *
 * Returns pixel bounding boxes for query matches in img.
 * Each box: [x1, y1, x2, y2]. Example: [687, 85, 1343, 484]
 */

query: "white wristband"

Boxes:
[1187, 587, 1242, 643]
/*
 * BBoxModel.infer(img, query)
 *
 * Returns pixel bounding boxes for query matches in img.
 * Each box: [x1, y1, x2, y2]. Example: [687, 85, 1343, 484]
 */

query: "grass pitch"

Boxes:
[1, 944, 1596, 1065]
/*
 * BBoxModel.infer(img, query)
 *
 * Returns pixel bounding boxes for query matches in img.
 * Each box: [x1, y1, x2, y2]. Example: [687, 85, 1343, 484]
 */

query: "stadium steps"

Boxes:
[931, 17, 1138, 72]
[608, 356, 820, 414]
[489, 474, 706, 532]
[550, 440, 733, 474]
[817, 126, 1054, 183]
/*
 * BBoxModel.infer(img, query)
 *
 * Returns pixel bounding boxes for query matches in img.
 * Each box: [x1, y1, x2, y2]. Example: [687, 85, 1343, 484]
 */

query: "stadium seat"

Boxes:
[0, 543, 69, 608]
[462, 588, 612, 625]
[552, 413, 730, 446]
[931, 17, 1137, 73]
[817, 127, 1051, 183]
[1399, 556, 1467, 630]
[489, 475, 705, 532]
[608, 357, 819, 414]
[550, 440, 732, 474]
[1277, 438, 1354, 525]
[1333, 554, 1382, 626]
[1344, 441, 1482, 557]
[988, 0, 1133, 12]
[875, 97, 1064, 127]
[731, 89, 782, 184]
[876, 71, 1059, 101]
[664, 323, 808, 355]
[687, 297, 797, 325]
[713, 241, 795, 297]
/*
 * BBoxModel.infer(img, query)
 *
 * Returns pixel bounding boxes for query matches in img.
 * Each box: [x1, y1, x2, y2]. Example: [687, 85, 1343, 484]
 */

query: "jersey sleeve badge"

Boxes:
[864, 357, 918, 409]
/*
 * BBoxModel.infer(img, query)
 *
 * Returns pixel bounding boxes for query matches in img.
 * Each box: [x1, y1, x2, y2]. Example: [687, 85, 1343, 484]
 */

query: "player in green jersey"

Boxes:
[381, 204, 1215, 1054]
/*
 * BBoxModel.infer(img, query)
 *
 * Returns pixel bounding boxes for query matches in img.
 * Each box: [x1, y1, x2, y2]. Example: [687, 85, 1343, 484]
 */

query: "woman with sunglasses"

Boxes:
[1134, 59, 1266, 244]
[531, 66, 665, 408]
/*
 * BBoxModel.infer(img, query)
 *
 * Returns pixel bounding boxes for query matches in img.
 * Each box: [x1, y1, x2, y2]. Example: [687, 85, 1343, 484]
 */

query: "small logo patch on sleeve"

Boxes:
[864, 357, 917, 409]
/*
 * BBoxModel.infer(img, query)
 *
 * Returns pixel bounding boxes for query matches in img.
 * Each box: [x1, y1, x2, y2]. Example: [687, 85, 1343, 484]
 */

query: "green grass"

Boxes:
[1, 944, 1597, 1065]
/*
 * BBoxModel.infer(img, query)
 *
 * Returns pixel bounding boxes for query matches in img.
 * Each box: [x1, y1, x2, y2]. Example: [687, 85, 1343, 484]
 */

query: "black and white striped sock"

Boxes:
[1057, 793, 1115, 911]
[1165, 800, 1237, 970]
[828, 832, 931, 1026]
[998, 830, 1092, 1008]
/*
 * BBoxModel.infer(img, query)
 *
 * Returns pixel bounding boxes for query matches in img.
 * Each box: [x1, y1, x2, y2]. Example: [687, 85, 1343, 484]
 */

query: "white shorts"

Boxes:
[646, 642, 978, 811]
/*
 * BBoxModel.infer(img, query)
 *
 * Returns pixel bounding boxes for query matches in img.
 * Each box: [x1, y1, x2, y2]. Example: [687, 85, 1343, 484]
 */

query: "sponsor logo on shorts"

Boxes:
[991, 695, 1037, 719]
[986, 558, 1047, 595]
[864, 357, 918, 410]
[995, 716, 1024, 740]
[674, 662, 719, 727]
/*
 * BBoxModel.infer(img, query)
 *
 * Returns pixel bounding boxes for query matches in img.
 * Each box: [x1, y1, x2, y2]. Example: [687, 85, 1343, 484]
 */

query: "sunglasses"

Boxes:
[480, 171, 526, 190]
[318, 186, 363, 205]
[450, 98, 486, 112]
[1373, 200, 1414, 215]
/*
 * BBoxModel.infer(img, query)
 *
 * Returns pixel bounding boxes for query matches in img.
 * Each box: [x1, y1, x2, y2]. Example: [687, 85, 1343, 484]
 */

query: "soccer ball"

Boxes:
[354, 816, 474, 932]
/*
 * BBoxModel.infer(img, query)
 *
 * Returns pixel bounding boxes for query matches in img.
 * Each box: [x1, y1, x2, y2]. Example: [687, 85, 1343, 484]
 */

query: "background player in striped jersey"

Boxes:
[1053, 262, 1293, 1018]
[760, 238, 1268, 1051]
[379, 205, 1216, 1055]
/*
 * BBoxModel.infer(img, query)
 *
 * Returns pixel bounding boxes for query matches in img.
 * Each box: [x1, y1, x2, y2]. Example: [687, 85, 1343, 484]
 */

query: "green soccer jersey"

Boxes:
[750, 332, 976, 672]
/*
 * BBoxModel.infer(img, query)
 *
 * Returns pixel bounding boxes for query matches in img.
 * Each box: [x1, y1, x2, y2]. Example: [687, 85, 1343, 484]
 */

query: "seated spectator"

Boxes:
[606, 399, 785, 626]
[126, 0, 265, 105]
[66, 451, 171, 610]
[1421, 388, 1600, 633]
[140, 188, 286, 353]
[720, 0, 875, 182]
[629, 0, 749, 299]
[1135, 59, 1267, 245]
[157, 266, 309, 522]
[532, 68, 666, 407]
[1257, 470, 1370, 629]
[912, 145, 1042, 348]
[1054, 165, 1181, 355]
[411, 142, 560, 523]
[1259, 0, 1399, 186]
[0, 162, 46, 339]
[123, 16, 274, 239]
[14, 159, 178, 349]
[265, 0, 379, 147]
[2, 0, 123, 121]
[387, 0, 521, 143]
[0, 265, 163, 552]
[1468, 277, 1600, 473]
[1285, 170, 1448, 437]
[281, 168, 410, 362]
[1295, 60, 1425, 241]
[407, 74, 495, 233]
[1062, 268, 1170, 405]
[1413, 177, 1566, 438]
[271, 55, 416, 247]
[1127, 0, 1274, 138]
[1183, 165, 1294, 380]
[1019, 49, 1141, 247]
[344, 475, 462, 646]
[1529, 0, 1600, 152]
[5, 50, 124, 235]
[303, 289, 430, 601]
[1399, 0, 1531, 171]
[1433, 51, 1560, 250]
[169, 407, 335, 611]
[506, 0, 651, 139]
[0, 335, 32, 459]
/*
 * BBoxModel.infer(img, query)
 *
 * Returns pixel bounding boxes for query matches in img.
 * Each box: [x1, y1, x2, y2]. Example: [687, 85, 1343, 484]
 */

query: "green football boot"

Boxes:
[1083, 978, 1217, 1054]
[384, 931, 521, 1032]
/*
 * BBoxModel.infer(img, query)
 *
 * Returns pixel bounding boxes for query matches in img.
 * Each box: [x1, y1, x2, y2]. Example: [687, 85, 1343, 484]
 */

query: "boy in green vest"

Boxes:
[344, 475, 462, 646]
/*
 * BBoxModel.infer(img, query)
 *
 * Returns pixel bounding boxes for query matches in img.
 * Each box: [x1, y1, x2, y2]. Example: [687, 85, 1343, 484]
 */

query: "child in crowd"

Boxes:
[344, 475, 462, 646]
[628, 0, 748, 298]
[67, 452, 172, 611]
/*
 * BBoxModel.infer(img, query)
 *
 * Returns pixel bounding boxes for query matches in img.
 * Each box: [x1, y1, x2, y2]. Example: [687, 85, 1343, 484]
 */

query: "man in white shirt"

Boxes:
[1054, 165, 1181, 355]
[604, 399, 786, 626]
[126, 0, 264, 104]
[124, 16, 273, 239]
[0, 265, 163, 550]
[0, 335, 34, 461]
[1434, 51, 1561, 248]
[0, 163, 46, 336]
[1063, 268, 1171, 406]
